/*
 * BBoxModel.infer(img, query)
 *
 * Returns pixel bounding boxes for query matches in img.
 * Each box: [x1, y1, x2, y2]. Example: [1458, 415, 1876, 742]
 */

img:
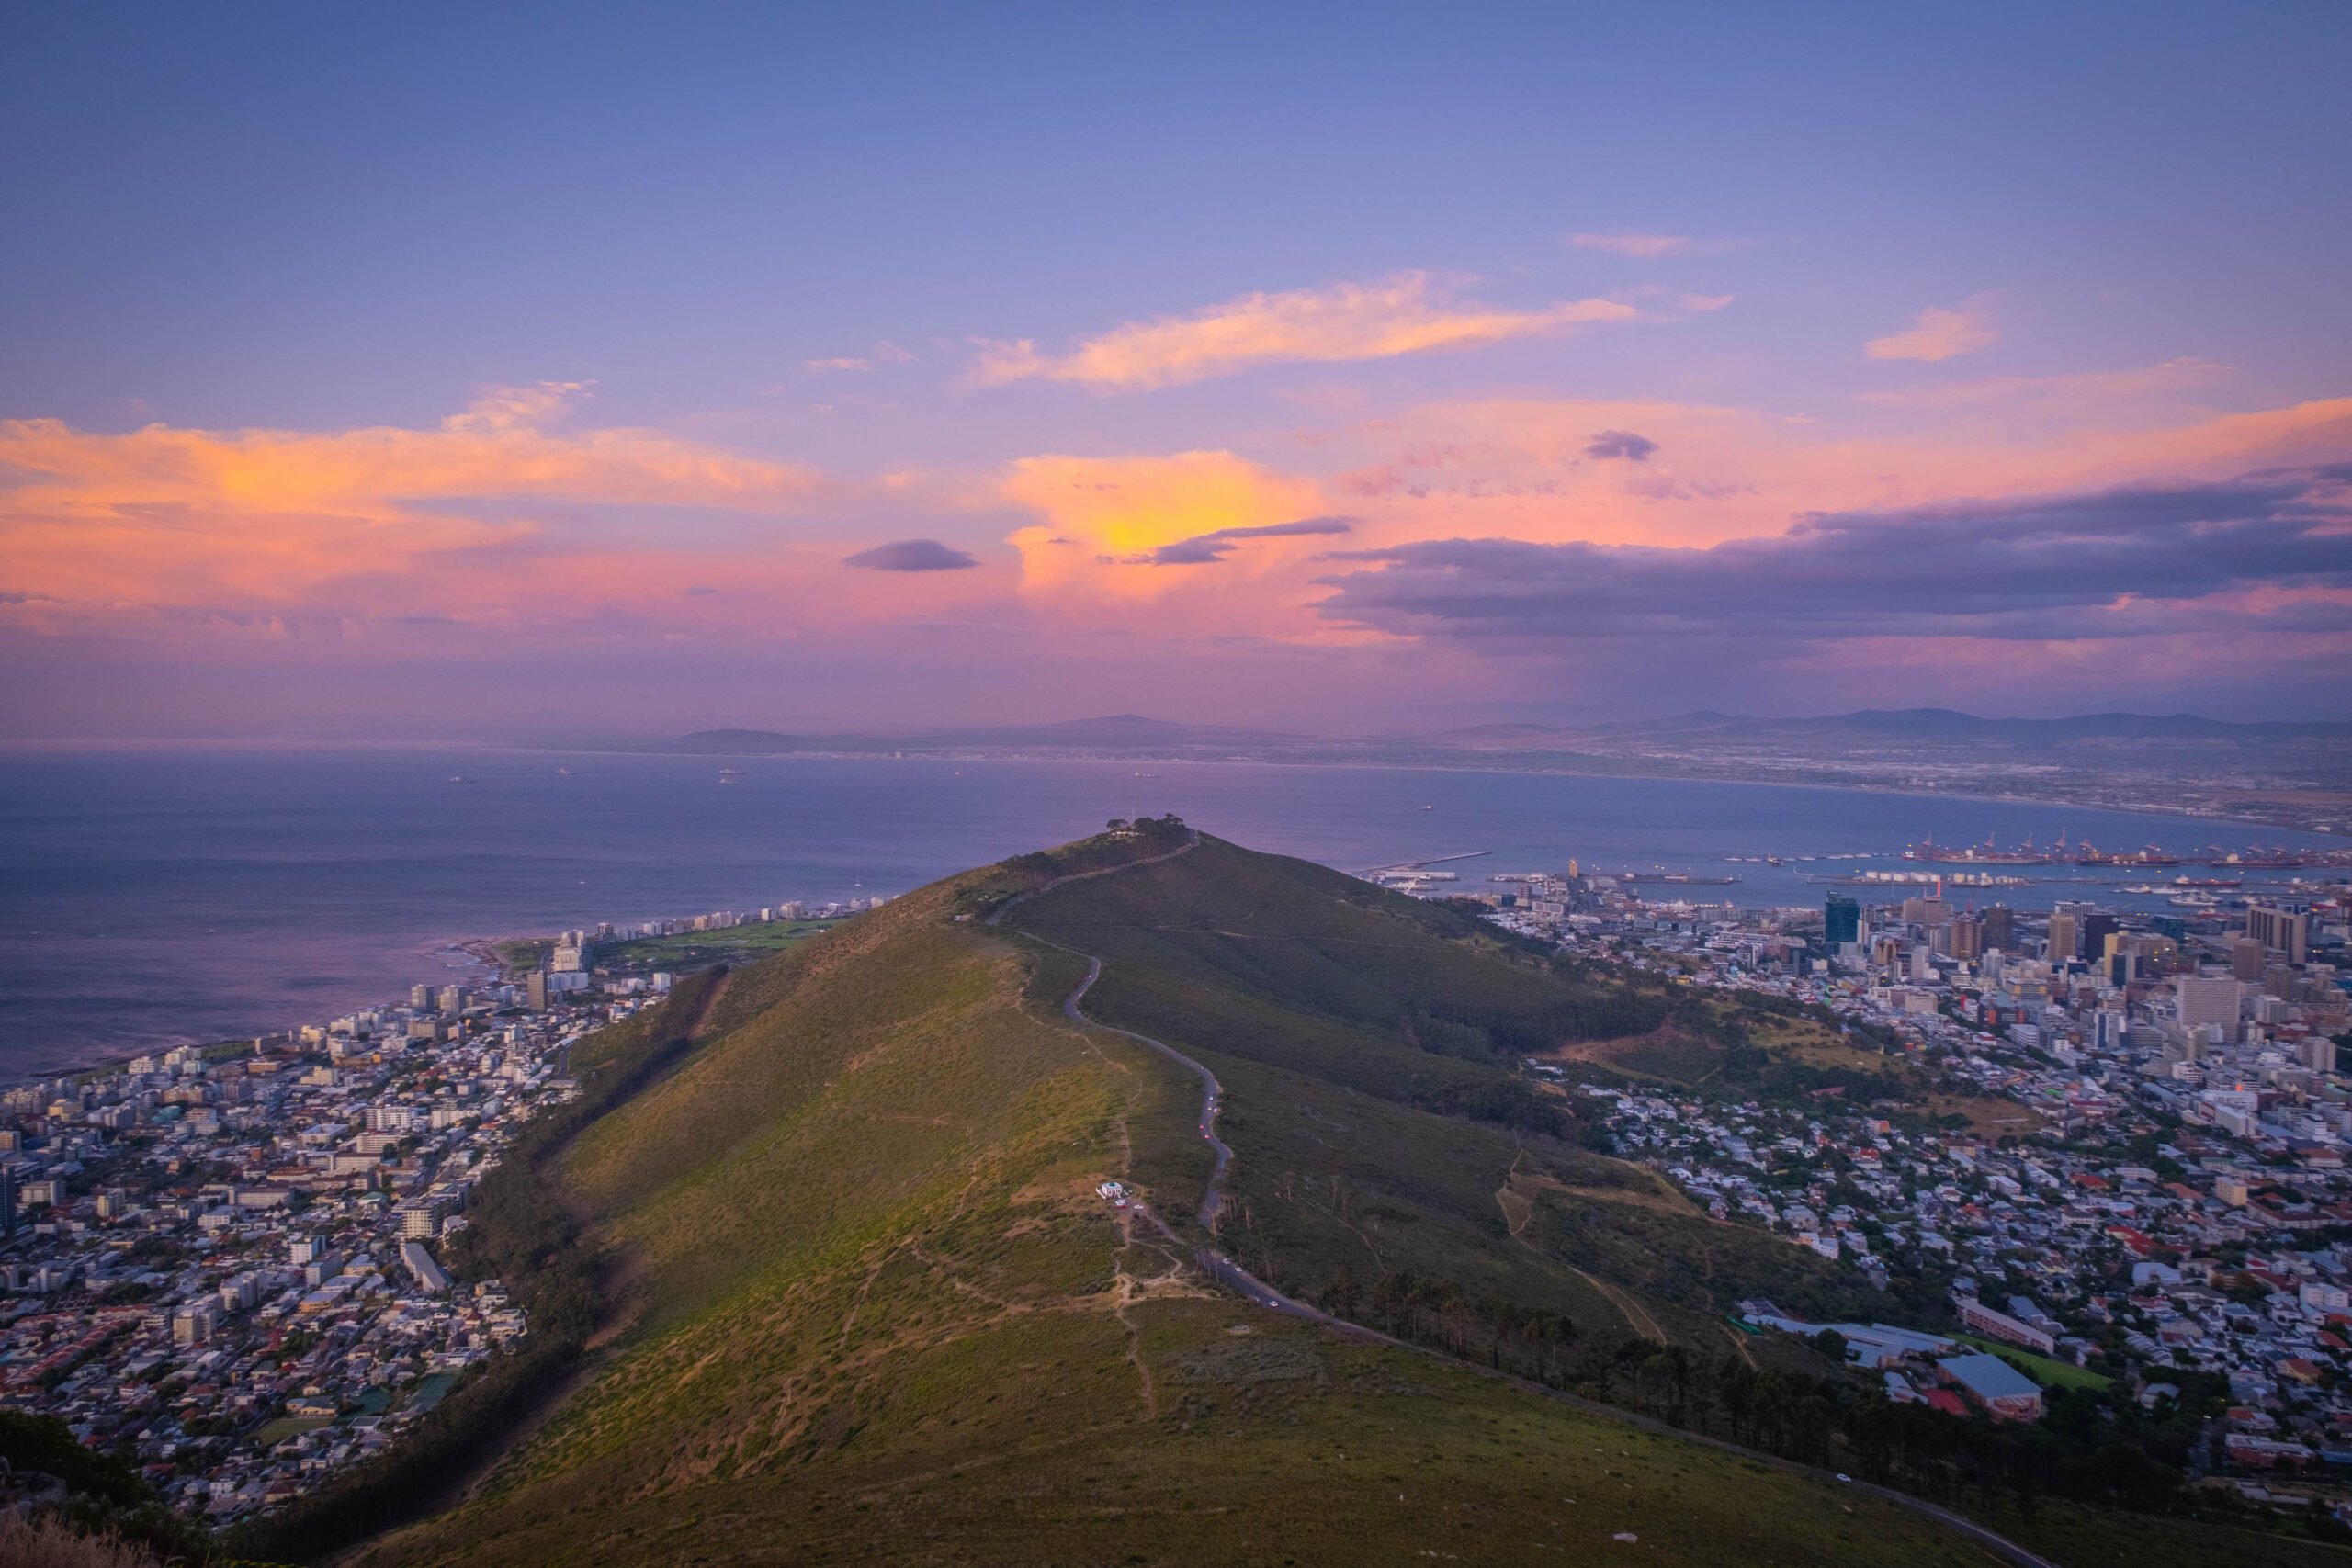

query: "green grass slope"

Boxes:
[358, 837, 2005, 1568]
[1004, 835, 1878, 1357]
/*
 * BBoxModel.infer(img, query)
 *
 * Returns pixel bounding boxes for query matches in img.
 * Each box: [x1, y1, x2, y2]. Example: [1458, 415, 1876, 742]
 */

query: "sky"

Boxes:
[4, 1, 2350, 737]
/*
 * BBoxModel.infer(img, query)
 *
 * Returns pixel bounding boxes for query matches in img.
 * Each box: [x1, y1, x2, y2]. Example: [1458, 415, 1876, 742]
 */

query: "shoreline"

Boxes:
[537, 744, 2347, 834]
[5, 754, 2342, 1077]
[5, 734, 2344, 834]
[23, 934, 523, 1091]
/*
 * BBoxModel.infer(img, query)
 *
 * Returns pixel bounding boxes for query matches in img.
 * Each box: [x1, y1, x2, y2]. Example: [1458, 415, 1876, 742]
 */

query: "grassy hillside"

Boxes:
[356, 835, 2010, 1568]
[1003, 835, 1881, 1358]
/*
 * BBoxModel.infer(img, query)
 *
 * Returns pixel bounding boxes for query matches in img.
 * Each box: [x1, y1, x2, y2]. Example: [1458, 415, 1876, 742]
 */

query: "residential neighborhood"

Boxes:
[1473, 862, 2352, 1513]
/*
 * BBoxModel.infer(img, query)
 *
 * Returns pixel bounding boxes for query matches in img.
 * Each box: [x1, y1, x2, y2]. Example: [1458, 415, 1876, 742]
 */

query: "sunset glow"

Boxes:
[4, 6, 2347, 733]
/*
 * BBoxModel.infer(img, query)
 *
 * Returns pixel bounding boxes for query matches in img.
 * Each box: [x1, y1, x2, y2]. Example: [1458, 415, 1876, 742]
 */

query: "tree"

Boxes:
[1317, 1266, 1361, 1318]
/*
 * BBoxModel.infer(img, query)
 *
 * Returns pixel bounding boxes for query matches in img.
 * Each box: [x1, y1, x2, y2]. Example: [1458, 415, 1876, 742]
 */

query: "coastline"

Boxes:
[25, 936, 514, 1091]
[6, 749, 2342, 1077]
[4, 733, 2341, 833]
[516, 739, 2347, 837]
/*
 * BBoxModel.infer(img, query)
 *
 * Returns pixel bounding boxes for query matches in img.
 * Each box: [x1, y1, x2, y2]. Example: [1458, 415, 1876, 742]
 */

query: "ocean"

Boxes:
[1, 743, 2337, 1075]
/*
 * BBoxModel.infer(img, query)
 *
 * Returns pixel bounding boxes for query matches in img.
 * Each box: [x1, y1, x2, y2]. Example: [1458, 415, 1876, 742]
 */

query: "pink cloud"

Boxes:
[1567, 232, 1693, 258]
[969, 273, 1638, 392]
[1867, 294, 1999, 362]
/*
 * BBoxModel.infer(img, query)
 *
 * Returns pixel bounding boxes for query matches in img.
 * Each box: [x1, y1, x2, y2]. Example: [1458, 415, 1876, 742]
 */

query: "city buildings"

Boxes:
[0, 891, 875, 1524]
[1454, 855, 2352, 1514]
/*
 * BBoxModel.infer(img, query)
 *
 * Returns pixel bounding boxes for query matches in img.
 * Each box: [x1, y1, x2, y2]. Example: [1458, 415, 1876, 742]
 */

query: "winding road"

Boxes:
[1009, 838, 2057, 1568]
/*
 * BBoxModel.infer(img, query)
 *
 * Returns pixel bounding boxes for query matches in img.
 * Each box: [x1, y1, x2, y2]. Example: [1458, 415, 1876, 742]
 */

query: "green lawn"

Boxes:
[253, 1416, 332, 1445]
[1953, 1335, 2114, 1391]
[596, 919, 836, 973]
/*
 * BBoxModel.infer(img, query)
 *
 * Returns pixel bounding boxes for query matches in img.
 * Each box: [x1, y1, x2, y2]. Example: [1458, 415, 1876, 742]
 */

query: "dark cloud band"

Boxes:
[843, 539, 981, 572]
[1128, 514, 1355, 567]
[1316, 465, 2352, 644]
[1583, 429, 1658, 462]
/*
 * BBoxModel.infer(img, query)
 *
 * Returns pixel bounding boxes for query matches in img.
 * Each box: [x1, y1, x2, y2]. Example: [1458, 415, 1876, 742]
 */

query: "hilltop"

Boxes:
[300, 829, 2334, 1568]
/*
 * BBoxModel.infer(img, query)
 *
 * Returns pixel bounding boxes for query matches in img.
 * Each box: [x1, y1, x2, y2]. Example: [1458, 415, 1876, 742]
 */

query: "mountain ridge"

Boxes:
[331, 829, 2055, 1568]
[300, 827, 2312, 1568]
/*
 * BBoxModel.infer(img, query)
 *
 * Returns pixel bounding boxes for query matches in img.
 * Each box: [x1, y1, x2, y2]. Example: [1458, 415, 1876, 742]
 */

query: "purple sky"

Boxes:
[5, 3, 2349, 735]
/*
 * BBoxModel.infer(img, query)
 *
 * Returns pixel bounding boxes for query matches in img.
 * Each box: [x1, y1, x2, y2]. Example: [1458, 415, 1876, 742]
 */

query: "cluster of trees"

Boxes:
[1312, 1258, 2245, 1522]
[0, 1409, 211, 1562]
[229, 974, 721, 1562]
[1104, 813, 1189, 844]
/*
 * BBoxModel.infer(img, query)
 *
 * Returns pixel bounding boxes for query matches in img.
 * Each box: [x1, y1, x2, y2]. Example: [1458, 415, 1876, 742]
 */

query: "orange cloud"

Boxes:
[1866, 293, 1998, 361]
[0, 383, 825, 620]
[970, 273, 1638, 392]
[1001, 450, 1332, 611]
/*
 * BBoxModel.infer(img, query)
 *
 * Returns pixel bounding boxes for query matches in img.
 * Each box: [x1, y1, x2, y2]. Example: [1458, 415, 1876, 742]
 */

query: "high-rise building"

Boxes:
[2231, 937, 2267, 982]
[1950, 913, 1984, 963]
[2045, 911, 2078, 963]
[525, 971, 549, 1011]
[2307, 1036, 2339, 1075]
[1902, 896, 1951, 927]
[1825, 894, 1860, 947]
[1981, 904, 2016, 953]
[2079, 913, 2120, 964]
[2175, 976, 2241, 1032]
[410, 984, 434, 1010]
[2246, 903, 2311, 964]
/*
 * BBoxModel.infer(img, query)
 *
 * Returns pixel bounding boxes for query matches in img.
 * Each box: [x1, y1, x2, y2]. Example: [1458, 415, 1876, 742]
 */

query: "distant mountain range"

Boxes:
[659, 713, 1299, 754]
[582, 707, 2352, 830]
[1430, 707, 2352, 750]
[641, 706, 2352, 758]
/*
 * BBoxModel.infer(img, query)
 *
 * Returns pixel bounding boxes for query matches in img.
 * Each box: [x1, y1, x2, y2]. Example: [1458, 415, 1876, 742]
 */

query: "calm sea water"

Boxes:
[1, 744, 2336, 1074]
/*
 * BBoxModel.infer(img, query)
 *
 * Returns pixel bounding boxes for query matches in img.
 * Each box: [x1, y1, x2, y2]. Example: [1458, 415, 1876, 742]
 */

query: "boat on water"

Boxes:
[447, 775, 477, 784]
[718, 766, 746, 784]
[1133, 771, 1160, 778]
[557, 766, 575, 776]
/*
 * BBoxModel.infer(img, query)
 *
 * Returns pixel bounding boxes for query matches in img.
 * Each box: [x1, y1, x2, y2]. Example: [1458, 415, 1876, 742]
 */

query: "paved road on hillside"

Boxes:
[984, 828, 1201, 928]
[1013, 846, 2056, 1568]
